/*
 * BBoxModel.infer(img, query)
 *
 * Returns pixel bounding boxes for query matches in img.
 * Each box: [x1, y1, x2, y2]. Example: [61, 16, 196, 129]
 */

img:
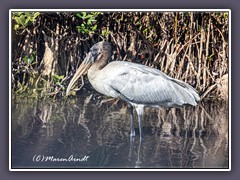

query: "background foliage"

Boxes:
[11, 11, 229, 100]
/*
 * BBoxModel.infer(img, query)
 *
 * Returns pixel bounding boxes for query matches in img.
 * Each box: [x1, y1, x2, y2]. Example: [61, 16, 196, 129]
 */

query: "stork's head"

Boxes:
[66, 41, 112, 96]
[84, 41, 112, 64]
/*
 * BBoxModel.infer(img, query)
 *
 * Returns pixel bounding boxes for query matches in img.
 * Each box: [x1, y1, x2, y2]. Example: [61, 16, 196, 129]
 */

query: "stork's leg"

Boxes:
[127, 104, 135, 138]
[135, 105, 144, 141]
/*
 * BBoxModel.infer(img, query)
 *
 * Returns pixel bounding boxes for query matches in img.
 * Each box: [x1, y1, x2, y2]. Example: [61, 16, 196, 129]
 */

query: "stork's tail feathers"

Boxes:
[171, 79, 200, 106]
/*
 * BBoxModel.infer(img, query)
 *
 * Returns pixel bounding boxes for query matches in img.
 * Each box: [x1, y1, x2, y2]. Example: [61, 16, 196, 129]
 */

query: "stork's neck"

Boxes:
[88, 52, 111, 82]
[90, 53, 111, 71]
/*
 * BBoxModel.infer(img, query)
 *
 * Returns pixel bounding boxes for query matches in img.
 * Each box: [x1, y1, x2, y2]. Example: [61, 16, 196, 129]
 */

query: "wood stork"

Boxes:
[66, 41, 200, 140]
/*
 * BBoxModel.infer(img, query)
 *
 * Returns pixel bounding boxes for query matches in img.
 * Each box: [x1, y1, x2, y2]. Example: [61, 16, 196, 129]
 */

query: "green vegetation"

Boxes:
[23, 51, 36, 66]
[12, 12, 40, 31]
[75, 12, 101, 35]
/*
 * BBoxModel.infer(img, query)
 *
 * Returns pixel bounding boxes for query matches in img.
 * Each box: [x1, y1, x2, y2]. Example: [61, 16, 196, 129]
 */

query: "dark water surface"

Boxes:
[11, 93, 229, 169]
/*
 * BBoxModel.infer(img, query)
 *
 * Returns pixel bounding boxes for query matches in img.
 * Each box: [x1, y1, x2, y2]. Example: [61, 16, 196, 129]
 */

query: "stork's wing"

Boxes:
[108, 61, 200, 107]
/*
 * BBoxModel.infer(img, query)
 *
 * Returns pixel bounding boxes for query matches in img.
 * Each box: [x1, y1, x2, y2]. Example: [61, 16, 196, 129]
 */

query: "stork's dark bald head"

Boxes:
[90, 41, 112, 53]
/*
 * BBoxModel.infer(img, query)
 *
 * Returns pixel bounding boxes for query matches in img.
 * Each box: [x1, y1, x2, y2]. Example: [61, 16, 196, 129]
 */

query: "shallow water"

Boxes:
[11, 93, 229, 169]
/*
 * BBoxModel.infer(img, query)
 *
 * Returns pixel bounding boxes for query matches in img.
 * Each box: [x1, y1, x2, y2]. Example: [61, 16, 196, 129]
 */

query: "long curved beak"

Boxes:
[66, 53, 93, 96]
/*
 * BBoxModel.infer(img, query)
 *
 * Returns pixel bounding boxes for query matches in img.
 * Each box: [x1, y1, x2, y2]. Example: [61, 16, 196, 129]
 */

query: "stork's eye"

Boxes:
[91, 51, 100, 57]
